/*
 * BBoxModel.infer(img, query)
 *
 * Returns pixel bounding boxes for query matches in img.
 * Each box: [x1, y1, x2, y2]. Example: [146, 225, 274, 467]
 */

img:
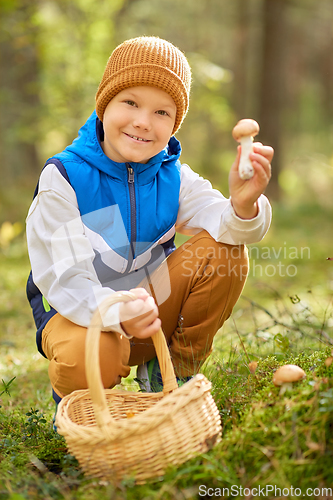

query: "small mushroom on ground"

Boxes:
[248, 361, 258, 374]
[232, 119, 260, 180]
[273, 364, 306, 394]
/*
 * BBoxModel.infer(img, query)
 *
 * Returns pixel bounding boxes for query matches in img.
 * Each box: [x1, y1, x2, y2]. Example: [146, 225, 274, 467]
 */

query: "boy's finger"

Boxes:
[129, 287, 149, 300]
[230, 146, 242, 172]
[138, 318, 162, 338]
[121, 297, 157, 322]
[253, 144, 274, 162]
[250, 156, 272, 180]
[130, 319, 161, 339]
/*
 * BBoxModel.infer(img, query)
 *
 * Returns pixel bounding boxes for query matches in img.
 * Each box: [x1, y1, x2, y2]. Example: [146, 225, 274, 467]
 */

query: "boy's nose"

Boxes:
[133, 111, 151, 131]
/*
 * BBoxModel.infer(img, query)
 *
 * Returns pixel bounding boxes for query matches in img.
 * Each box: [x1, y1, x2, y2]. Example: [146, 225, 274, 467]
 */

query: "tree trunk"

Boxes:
[258, 0, 288, 201]
[233, 0, 251, 118]
[0, 0, 41, 184]
[318, 5, 333, 124]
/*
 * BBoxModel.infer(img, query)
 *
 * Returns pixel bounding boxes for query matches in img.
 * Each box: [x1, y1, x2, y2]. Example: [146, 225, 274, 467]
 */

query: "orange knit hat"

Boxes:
[95, 36, 191, 134]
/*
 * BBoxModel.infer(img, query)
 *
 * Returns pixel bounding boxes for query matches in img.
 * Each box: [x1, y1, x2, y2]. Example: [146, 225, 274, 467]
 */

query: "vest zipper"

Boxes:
[126, 163, 136, 272]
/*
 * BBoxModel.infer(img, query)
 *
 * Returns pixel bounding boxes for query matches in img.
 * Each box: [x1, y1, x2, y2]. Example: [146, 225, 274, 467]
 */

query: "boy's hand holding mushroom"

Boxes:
[229, 119, 274, 219]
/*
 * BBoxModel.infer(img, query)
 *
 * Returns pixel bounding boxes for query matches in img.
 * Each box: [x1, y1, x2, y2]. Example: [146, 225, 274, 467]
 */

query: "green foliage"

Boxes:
[0, 200, 333, 498]
[0, 377, 16, 398]
[197, 350, 333, 494]
[1, 2, 333, 497]
[1, 0, 333, 206]
[24, 408, 47, 440]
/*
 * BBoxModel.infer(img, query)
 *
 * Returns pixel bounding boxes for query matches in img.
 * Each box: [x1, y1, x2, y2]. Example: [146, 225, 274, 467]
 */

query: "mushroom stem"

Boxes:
[239, 136, 254, 180]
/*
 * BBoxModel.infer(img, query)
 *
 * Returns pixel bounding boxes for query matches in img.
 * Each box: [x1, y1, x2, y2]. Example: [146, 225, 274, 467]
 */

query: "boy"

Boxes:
[26, 36, 273, 401]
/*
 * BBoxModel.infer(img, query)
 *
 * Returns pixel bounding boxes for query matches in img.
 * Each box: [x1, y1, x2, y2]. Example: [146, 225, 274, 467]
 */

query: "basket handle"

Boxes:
[85, 291, 179, 429]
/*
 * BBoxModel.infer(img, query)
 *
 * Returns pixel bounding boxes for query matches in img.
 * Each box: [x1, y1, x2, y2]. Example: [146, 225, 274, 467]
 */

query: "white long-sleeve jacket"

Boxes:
[26, 161, 271, 335]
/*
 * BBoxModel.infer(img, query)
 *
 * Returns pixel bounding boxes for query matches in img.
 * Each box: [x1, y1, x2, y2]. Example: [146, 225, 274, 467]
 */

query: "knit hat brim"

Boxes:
[96, 64, 189, 134]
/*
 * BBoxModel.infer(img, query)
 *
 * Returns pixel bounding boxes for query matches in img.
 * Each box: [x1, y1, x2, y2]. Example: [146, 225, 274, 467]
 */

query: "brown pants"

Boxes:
[42, 231, 249, 398]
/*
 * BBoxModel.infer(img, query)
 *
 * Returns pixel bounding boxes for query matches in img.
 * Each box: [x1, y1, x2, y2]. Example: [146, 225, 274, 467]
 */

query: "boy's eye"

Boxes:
[156, 110, 169, 116]
[125, 100, 136, 106]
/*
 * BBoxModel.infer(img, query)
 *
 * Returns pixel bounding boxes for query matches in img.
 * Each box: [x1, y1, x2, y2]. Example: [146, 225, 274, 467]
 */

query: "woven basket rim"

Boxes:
[56, 373, 212, 442]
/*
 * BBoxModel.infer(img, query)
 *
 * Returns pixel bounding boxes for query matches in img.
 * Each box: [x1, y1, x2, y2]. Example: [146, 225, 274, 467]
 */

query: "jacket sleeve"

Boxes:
[26, 164, 129, 335]
[176, 163, 272, 245]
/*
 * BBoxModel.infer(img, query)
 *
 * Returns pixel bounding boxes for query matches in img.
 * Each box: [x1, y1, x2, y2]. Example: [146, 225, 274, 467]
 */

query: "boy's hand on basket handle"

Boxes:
[119, 288, 161, 338]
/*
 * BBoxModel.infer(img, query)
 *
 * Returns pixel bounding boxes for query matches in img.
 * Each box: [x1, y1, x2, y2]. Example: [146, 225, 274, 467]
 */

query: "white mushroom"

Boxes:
[232, 119, 260, 180]
[273, 364, 306, 389]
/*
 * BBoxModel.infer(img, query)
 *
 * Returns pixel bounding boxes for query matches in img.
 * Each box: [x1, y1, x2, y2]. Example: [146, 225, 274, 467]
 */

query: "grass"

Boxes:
[0, 200, 333, 499]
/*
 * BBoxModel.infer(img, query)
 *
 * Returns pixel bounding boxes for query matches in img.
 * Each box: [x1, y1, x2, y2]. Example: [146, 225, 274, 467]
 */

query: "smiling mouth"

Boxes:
[125, 133, 151, 142]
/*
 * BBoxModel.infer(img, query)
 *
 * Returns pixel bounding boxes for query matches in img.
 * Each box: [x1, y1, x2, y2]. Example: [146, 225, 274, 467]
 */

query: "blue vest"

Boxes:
[53, 112, 182, 266]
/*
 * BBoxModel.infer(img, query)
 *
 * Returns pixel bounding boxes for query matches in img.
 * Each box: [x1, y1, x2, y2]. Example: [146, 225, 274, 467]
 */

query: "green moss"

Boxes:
[1, 203, 333, 498]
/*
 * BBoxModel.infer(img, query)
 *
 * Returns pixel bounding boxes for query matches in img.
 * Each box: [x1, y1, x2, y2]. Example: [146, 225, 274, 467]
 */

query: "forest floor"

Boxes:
[0, 201, 332, 500]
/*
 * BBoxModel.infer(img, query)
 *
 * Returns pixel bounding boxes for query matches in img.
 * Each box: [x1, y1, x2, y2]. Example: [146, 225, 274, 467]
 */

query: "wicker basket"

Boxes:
[56, 291, 222, 483]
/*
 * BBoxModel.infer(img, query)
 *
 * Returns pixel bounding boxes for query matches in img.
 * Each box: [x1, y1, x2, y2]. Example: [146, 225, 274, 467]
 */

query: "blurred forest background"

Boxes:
[1, 0, 333, 224]
[0, 3, 333, 494]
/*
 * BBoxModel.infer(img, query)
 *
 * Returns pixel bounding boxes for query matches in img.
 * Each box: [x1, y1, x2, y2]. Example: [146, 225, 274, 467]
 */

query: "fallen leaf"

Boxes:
[306, 441, 322, 451]
[324, 357, 333, 367]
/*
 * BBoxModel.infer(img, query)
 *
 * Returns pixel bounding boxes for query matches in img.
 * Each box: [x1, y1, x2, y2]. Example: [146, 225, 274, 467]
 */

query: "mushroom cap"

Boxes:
[232, 119, 260, 141]
[273, 364, 306, 386]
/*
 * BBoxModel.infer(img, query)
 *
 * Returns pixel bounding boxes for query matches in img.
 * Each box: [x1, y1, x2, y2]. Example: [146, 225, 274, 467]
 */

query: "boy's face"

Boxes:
[101, 86, 177, 164]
